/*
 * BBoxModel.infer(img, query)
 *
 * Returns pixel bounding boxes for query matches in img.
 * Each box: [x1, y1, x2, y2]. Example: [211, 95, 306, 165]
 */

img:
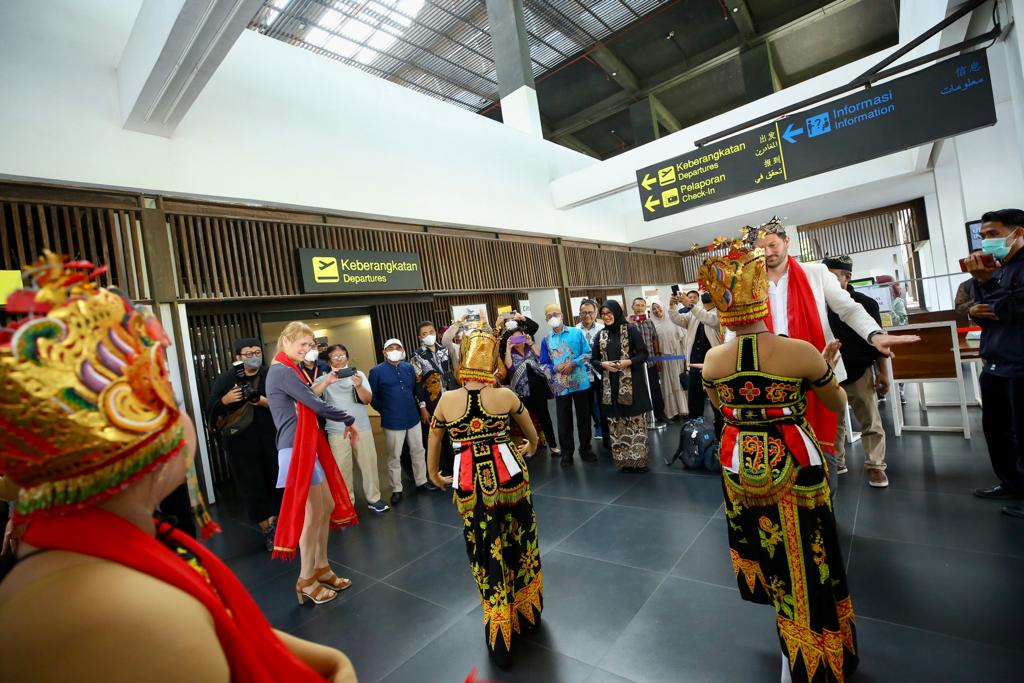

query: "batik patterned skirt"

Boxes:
[454, 441, 543, 664]
[723, 444, 858, 682]
[609, 415, 648, 469]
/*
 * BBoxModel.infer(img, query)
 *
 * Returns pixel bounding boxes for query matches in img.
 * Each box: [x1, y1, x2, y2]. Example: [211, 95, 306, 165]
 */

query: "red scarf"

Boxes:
[766, 257, 838, 453]
[22, 508, 326, 682]
[272, 352, 357, 560]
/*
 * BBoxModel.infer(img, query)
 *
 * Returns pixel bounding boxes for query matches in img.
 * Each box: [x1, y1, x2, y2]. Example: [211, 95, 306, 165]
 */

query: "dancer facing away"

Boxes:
[427, 327, 542, 669]
[0, 253, 356, 682]
[698, 235, 858, 683]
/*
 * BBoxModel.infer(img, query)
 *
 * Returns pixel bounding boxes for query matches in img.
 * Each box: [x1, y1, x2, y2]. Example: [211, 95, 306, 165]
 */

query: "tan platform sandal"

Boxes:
[296, 576, 338, 605]
[314, 565, 353, 592]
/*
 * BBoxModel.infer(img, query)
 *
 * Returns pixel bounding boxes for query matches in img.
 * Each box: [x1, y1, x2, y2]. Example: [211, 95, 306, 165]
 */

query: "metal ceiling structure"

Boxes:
[249, 0, 900, 159]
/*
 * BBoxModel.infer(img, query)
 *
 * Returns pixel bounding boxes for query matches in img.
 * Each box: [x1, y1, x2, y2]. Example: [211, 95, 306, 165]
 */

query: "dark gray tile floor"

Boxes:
[209, 396, 1023, 682]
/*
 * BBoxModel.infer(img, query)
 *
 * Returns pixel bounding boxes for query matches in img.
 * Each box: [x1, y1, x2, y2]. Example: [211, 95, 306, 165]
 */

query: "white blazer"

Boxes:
[725, 261, 881, 383]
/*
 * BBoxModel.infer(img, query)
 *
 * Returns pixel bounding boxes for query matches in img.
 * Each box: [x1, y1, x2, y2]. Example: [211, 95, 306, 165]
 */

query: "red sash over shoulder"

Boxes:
[766, 257, 837, 453]
[272, 352, 357, 559]
[22, 508, 326, 682]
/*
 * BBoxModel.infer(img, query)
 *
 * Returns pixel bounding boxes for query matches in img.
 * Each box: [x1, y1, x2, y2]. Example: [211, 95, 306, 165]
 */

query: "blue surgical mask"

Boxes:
[243, 356, 262, 371]
[981, 236, 1013, 260]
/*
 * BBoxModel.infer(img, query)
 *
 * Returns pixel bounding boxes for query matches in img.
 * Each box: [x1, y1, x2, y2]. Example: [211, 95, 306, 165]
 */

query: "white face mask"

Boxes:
[386, 350, 405, 362]
[548, 315, 562, 329]
[304, 349, 319, 363]
[505, 320, 519, 331]
[422, 334, 437, 347]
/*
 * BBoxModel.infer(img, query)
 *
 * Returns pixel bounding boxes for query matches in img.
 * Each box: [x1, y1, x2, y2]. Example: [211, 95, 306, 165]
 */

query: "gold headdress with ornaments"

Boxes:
[457, 326, 499, 384]
[695, 221, 774, 327]
[0, 252, 215, 535]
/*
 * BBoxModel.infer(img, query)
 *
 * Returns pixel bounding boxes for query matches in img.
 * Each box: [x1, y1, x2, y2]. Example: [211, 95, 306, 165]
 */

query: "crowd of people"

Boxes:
[0, 208, 1019, 681]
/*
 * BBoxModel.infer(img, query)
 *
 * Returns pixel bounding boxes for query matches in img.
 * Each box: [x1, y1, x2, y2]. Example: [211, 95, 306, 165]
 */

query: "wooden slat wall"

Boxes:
[797, 200, 928, 261]
[371, 301, 436, 363]
[167, 213, 563, 300]
[0, 197, 150, 301]
[433, 292, 525, 328]
[185, 310, 262, 486]
[563, 246, 683, 288]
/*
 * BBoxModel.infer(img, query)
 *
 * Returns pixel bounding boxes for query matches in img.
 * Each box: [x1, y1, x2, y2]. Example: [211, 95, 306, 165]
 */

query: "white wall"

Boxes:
[0, 0, 625, 243]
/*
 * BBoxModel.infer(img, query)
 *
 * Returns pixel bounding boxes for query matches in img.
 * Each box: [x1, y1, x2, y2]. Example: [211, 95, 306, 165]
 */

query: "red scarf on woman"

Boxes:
[272, 352, 357, 560]
[766, 257, 838, 454]
[22, 508, 327, 682]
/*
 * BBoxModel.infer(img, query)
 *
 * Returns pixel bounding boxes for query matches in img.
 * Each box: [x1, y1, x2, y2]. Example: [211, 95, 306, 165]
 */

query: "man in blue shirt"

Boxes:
[965, 208, 1024, 519]
[369, 338, 434, 506]
[540, 303, 595, 467]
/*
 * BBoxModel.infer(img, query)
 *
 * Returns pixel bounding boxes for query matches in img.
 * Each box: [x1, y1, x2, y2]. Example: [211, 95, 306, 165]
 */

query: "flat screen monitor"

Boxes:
[966, 219, 984, 252]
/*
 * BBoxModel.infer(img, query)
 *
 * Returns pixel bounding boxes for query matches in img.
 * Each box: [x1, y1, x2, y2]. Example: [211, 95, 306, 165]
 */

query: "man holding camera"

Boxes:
[411, 321, 458, 477]
[965, 209, 1024, 519]
[668, 290, 722, 432]
[207, 338, 281, 550]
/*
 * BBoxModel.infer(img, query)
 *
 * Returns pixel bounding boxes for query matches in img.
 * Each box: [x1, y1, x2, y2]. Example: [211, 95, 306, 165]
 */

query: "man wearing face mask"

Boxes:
[965, 209, 1024, 518]
[411, 321, 458, 477]
[369, 339, 433, 506]
[207, 338, 282, 550]
[540, 303, 595, 466]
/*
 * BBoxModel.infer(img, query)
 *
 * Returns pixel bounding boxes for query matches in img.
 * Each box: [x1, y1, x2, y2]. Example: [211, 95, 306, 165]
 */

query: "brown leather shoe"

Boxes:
[868, 469, 889, 488]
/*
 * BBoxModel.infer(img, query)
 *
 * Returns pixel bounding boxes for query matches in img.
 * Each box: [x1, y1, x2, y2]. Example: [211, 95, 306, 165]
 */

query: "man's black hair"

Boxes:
[325, 344, 348, 356]
[417, 320, 436, 335]
[686, 290, 699, 296]
[632, 297, 647, 304]
[981, 209, 1024, 228]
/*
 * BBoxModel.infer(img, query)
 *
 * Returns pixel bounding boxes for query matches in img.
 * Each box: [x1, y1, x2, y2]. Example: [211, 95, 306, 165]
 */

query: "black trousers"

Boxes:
[556, 389, 593, 458]
[226, 431, 282, 525]
[522, 390, 558, 448]
[980, 371, 1024, 492]
[688, 367, 724, 438]
[646, 364, 668, 423]
[421, 420, 455, 477]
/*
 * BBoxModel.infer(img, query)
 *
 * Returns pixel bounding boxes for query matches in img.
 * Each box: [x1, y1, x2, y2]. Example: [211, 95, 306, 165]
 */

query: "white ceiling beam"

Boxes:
[119, 0, 264, 137]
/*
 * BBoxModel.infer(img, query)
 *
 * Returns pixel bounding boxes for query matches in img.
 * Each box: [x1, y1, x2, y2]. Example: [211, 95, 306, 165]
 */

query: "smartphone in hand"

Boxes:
[959, 253, 997, 272]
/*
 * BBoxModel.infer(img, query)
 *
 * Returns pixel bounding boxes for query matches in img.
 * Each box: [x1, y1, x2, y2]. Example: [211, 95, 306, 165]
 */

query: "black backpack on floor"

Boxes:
[665, 418, 718, 470]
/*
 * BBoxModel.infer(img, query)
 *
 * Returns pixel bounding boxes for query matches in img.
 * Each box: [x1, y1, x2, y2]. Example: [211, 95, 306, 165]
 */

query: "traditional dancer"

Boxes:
[698, 233, 859, 682]
[427, 328, 542, 669]
[0, 252, 355, 682]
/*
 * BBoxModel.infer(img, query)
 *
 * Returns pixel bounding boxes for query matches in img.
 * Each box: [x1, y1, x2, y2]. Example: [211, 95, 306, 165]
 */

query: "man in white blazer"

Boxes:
[730, 220, 919, 495]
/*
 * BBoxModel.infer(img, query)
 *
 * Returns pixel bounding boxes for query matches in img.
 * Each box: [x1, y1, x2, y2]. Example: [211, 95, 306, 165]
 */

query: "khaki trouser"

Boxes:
[327, 431, 382, 505]
[834, 369, 887, 470]
[384, 425, 427, 492]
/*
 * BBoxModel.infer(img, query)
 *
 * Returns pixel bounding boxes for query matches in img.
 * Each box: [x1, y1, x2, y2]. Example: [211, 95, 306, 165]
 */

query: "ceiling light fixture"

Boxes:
[611, 71, 618, 76]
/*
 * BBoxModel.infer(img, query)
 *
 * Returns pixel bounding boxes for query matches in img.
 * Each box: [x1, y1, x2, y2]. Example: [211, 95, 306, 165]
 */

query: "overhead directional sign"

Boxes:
[298, 249, 424, 293]
[636, 51, 996, 221]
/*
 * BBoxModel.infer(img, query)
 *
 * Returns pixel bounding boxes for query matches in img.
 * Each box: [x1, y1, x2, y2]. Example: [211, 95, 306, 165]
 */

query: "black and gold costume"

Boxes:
[704, 334, 858, 682]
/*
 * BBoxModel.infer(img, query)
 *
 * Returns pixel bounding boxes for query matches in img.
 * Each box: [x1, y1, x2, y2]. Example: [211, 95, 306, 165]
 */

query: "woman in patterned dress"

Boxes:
[427, 328, 542, 669]
[699, 240, 858, 682]
[591, 300, 651, 472]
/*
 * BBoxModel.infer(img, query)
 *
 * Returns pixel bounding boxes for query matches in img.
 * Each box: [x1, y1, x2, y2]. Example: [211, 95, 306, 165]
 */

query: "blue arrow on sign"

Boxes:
[782, 123, 804, 144]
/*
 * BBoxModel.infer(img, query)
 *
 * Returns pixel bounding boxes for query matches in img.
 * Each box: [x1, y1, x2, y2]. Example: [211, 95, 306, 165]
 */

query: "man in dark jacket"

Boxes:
[207, 338, 281, 550]
[824, 256, 891, 489]
[965, 209, 1024, 518]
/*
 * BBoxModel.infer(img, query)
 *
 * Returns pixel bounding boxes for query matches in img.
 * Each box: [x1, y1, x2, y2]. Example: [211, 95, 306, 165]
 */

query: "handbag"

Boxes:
[216, 402, 254, 438]
[679, 370, 689, 391]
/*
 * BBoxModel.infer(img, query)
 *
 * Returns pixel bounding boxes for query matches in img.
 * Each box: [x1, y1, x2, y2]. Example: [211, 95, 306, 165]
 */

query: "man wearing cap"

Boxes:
[824, 256, 891, 488]
[540, 302, 595, 466]
[369, 338, 433, 506]
[207, 338, 281, 550]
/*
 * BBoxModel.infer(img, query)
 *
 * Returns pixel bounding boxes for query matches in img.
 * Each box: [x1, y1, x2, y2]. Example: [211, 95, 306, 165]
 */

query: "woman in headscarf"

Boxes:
[650, 301, 688, 420]
[503, 330, 558, 454]
[875, 275, 909, 325]
[591, 300, 652, 472]
[0, 253, 356, 682]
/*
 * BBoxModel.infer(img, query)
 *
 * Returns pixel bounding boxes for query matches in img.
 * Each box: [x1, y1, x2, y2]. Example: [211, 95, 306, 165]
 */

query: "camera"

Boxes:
[334, 366, 357, 379]
[232, 361, 261, 403]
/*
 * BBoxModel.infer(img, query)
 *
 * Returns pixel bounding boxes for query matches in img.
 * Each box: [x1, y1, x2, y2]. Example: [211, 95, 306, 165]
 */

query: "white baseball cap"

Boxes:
[383, 338, 404, 350]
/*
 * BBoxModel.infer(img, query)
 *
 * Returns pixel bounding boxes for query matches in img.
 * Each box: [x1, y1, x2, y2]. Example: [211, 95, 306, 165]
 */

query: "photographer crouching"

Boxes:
[207, 338, 282, 549]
